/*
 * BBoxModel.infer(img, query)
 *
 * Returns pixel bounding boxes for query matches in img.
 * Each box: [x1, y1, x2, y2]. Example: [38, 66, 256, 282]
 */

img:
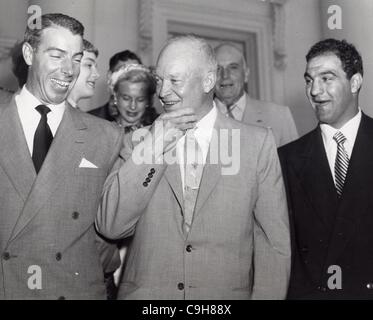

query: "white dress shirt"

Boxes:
[15, 86, 66, 155]
[215, 93, 246, 121]
[320, 109, 361, 183]
[177, 104, 217, 192]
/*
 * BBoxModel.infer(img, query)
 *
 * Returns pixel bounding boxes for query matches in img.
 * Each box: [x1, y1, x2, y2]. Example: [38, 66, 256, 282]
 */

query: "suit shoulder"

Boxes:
[278, 129, 316, 155]
[79, 110, 121, 137]
[252, 98, 291, 114]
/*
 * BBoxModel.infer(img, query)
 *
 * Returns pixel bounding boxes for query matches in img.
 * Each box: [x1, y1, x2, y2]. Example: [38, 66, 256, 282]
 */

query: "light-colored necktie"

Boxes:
[333, 131, 349, 197]
[183, 129, 204, 233]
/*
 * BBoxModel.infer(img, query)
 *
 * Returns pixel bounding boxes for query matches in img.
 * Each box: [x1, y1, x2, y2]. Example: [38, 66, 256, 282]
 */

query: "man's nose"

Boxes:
[219, 67, 230, 80]
[158, 80, 170, 98]
[61, 58, 74, 77]
[310, 79, 323, 97]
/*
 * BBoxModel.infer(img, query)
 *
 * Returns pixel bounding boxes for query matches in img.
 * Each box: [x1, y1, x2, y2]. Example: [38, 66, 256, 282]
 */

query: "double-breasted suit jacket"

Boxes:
[97, 111, 291, 300]
[0, 97, 122, 299]
[279, 113, 373, 299]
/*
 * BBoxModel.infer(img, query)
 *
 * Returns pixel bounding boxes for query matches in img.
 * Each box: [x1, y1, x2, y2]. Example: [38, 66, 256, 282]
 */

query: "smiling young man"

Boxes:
[0, 13, 122, 299]
[96, 35, 290, 300]
[278, 39, 373, 299]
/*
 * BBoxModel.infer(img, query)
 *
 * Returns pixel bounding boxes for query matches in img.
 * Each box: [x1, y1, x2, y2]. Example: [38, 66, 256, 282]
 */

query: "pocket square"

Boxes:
[79, 158, 98, 168]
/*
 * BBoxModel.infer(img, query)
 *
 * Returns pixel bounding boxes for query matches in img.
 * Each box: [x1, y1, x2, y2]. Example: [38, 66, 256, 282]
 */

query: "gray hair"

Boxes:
[162, 34, 217, 74]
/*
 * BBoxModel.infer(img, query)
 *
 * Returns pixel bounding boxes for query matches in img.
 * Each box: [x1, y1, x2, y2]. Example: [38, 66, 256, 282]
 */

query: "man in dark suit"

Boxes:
[0, 13, 122, 299]
[278, 38, 373, 299]
[88, 50, 141, 121]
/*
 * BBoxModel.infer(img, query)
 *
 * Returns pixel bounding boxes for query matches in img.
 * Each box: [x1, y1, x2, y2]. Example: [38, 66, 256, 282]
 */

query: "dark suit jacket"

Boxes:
[0, 97, 122, 299]
[279, 113, 373, 299]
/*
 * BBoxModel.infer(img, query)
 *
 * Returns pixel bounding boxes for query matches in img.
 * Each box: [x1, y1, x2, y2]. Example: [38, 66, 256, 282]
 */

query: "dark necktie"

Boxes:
[32, 105, 53, 173]
[333, 131, 349, 197]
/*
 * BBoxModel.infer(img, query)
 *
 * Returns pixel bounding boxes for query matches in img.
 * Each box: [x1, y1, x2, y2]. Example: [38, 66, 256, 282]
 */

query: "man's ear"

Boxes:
[244, 67, 250, 83]
[350, 73, 363, 94]
[203, 70, 216, 93]
[22, 42, 34, 66]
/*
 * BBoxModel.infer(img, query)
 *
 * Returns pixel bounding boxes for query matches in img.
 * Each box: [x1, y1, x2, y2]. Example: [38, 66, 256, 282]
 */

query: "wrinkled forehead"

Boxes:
[156, 44, 202, 76]
[215, 45, 244, 66]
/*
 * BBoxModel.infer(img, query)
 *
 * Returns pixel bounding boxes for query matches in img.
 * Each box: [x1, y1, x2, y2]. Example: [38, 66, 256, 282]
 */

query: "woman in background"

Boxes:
[109, 63, 158, 134]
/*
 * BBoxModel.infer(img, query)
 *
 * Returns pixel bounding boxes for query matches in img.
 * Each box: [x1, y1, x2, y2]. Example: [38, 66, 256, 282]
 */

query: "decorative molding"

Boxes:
[0, 37, 17, 61]
[138, 0, 281, 101]
[270, 0, 288, 70]
[138, 0, 154, 59]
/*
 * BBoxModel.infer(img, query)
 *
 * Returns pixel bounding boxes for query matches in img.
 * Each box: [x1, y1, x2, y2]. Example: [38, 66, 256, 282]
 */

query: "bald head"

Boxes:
[214, 43, 249, 107]
[155, 35, 217, 119]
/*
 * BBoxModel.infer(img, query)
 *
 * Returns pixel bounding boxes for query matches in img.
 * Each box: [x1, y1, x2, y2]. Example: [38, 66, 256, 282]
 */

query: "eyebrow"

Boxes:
[45, 47, 83, 57]
[304, 70, 337, 78]
[83, 57, 96, 63]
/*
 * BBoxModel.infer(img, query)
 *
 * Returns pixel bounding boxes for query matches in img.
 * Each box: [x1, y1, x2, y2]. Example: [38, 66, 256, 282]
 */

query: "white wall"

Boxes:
[320, 0, 373, 118]
[283, 0, 321, 136]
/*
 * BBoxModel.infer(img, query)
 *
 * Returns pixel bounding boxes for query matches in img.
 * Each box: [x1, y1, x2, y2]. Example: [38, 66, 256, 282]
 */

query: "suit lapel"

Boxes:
[242, 93, 265, 126]
[326, 113, 373, 263]
[8, 105, 87, 243]
[0, 97, 36, 202]
[292, 127, 339, 229]
[193, 113, 223, 218]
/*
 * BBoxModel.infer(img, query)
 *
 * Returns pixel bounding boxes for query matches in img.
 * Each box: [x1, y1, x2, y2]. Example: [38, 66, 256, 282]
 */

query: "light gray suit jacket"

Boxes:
[97, 111, 291, 300]
[0, 97, 122, 299]
[216, 93, 298, 147]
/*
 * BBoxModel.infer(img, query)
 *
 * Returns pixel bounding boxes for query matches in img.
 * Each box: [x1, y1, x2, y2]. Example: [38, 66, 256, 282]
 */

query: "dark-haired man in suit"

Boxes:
[279, 38, 373, 299]
[0, 13, 122, 299]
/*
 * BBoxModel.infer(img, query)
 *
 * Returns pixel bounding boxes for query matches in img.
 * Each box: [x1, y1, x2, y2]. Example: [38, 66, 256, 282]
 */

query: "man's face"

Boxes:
[305, 54, 358, 128]
[115, 81, 149, 125]
[215, 45, 248, 107]
[155, 43, 205, 114]
[25, 26, 83, 105]
[72, 51, 100, 100]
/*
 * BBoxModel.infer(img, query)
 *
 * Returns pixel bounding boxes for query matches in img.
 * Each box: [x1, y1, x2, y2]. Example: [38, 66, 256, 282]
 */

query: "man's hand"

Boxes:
[132, 107, 197, 163]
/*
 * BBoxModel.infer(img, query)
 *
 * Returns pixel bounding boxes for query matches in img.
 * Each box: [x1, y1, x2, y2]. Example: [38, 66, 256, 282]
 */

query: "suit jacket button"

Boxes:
[300, 246, 308, 253]
[317, 286, 327, 292]
[186, 245, 192, 252]
[58, 296, 66, 300]
[2, 252, 10, 260]
[143, 182, 148, 187]
[145, 177, 151, 182]
[150, 168, 155, 174]
[177, 282, 184, 290]
[72, 211, 79, 219]
[148, 173, 153, 178]
[367, 283, 373, 289]
[56, 252, 62, 261]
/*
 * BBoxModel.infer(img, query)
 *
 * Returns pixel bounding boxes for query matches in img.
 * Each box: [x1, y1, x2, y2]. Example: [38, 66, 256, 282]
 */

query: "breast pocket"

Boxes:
[74, 167, 107, 177]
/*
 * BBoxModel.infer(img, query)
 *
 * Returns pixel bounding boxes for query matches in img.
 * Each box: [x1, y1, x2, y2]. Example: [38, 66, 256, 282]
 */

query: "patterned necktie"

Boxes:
[32, 105, 53, 173]
[226, 104, 236, 119]
[183, 129, 204, 233]
[333, 131, 349, 197]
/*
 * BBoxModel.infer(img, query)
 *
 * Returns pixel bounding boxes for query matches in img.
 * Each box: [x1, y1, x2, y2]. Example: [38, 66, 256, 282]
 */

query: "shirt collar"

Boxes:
[215, 93, 246, 118]
[17, 85, 66, 115]
[320, 109, 362, 146]
[194, 102, 217, 147]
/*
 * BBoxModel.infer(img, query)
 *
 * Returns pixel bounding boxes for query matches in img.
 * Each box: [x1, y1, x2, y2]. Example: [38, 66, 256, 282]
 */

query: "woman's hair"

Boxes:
[109, 64, 158, 126]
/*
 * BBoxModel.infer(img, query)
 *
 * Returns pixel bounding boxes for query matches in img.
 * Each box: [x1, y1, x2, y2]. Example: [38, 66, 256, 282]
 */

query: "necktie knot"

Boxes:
[36, 104, 51, 117]
[333, 131, 347, 145]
